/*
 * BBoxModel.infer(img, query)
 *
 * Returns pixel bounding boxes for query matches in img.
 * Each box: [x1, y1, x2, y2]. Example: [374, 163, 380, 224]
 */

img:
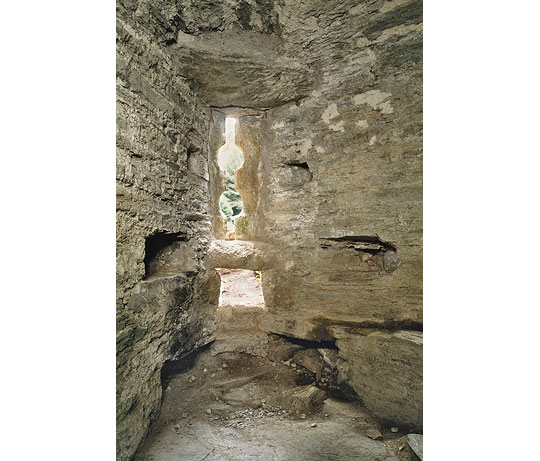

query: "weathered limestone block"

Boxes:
[208, 111, 227, 240]
[282, 385, 327, 415]
[144, 236, 199, 279]
[171, 30, 313, 109]
[251, 0, 423, 328]
[235, 116, 262, 240]
[336, 330, 423, 431]
[207, 239, 277, 270]
[212, 306, 270, 358]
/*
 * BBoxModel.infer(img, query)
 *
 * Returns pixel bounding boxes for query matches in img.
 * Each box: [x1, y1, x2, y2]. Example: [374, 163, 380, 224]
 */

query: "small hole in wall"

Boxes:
[285, 161, 310, 171]
[218, 117, 244, 237]
[144, 232, 187, 279]
[283, 160, 313, 185]
[215, 268, 265, 308]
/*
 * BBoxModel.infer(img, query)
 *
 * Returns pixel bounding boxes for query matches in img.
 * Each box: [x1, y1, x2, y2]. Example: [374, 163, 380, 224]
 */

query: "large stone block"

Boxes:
[336, 330, 423, 430]
[207, 239, 277, 271]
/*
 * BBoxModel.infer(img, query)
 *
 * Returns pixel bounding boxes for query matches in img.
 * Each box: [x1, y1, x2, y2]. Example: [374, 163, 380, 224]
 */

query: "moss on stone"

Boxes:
[235, 215, 248, 238]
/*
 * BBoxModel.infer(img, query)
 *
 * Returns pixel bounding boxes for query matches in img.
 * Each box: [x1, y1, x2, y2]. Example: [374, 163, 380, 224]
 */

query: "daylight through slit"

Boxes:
[218, 118, 244, 238]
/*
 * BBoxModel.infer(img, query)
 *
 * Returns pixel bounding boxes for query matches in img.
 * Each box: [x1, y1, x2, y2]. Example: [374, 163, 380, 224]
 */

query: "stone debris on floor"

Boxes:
[134, 343, 421, 461]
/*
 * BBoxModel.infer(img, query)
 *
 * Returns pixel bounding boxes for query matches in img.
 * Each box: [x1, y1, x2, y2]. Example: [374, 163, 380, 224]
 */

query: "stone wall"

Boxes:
[116, 3, 219, 459]
[240, 0, 423, 429]
[255, 0, 422, 328]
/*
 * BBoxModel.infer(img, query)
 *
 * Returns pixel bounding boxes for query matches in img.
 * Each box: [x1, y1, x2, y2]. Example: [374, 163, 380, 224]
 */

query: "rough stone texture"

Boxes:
[117, 0, 423, 457]
[212, 304, 271, 357]
[407, 433, 423, 460]
[208, 111, 228, 239]
[336, 329, 423, 430]
[116, 3, 219, 459]
[116, 276, 192, 457]
[293, 349, 326, 380]
[216, 269, 265, 308]
[171, 30, 313, 109]
[283, 385, 327, 415]
[254, 0, 423, 330]
[237, 0, 422, 429]
[234, 116, 263, 239]
[207, 239, 277, 270]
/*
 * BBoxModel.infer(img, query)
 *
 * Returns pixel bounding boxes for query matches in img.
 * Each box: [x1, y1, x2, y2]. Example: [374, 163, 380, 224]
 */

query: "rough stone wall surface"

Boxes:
[116, 2, 219, 459]
[249, 0, 423, 429]
[257, 0, 422, 325]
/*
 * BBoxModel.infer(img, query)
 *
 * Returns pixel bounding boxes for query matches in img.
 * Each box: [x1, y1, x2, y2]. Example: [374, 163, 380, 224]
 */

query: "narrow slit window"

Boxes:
[218, 117, 244, 238]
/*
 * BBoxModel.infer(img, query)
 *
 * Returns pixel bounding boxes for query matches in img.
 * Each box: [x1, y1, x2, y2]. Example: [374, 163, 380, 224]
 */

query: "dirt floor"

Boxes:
[134, 344, 420, 461]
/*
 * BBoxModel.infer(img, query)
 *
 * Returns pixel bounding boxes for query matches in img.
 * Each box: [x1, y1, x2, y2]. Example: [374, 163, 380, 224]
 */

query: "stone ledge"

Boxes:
[207, 239, 278, 270]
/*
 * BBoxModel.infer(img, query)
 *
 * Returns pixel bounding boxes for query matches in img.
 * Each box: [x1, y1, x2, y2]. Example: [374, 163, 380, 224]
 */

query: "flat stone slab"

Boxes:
[208, 239, 277, 271]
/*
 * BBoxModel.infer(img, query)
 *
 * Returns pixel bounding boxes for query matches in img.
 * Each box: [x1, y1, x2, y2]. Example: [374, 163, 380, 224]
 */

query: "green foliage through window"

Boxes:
[218, 118, 244, 228]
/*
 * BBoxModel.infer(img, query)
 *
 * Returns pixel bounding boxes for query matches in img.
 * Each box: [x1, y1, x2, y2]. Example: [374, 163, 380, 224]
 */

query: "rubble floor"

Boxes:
[134, 345, 418, 461]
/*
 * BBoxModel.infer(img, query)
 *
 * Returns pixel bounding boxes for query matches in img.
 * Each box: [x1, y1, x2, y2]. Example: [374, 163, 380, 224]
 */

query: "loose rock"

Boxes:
[407, 434, 423, 460]
[366, 428, 382, 440]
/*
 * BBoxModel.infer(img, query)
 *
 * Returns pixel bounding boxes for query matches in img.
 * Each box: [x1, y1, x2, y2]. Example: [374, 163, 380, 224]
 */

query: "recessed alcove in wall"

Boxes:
[143, 231, 197, 280]
[216, 268, 265, 308]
